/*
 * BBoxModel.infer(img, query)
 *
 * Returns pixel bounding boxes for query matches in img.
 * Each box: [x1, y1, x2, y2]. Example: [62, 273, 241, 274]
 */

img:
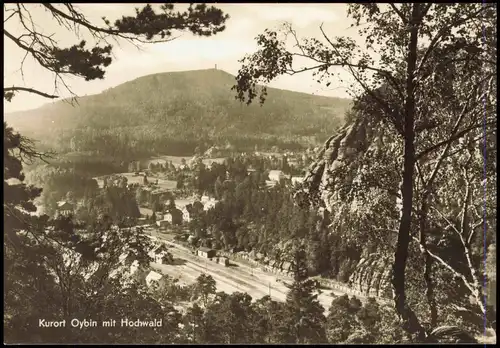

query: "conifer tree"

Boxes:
[280, 243, 327, 343]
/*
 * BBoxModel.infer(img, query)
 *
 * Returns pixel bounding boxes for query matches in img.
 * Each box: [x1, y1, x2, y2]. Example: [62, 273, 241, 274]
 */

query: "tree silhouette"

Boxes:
[233, 3, 496, 339]
[4, 3, 229, 100]
[280, 244, 327, 343]
[3, 3, 229, 343]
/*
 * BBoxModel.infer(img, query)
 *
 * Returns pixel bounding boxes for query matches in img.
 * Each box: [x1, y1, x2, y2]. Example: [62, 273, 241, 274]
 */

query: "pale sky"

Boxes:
[4, 3, 361, 113]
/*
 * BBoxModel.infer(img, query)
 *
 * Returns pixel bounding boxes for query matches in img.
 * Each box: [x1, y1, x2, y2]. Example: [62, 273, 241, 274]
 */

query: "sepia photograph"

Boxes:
[3, 2, 497, 345]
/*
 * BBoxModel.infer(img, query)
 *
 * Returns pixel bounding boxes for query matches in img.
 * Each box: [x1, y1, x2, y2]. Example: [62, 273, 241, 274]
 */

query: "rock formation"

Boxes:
[348, 253, 393, 299]
[296, 110, 403, 299]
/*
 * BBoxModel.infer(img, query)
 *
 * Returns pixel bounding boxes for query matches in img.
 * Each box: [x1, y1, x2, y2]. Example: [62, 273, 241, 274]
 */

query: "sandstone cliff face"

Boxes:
[348, 254, 393, 299]
[300, 115, 402, 216]
[300, 116, 371, 209]
[297, 115, 402, 299]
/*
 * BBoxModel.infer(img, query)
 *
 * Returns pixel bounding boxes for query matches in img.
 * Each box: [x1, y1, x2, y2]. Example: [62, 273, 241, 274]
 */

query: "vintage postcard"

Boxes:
[3, 3, 496, 345]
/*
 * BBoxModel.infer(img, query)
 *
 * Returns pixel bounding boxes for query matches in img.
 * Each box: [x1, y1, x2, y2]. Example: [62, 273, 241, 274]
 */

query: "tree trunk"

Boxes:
[419, 194, 438, 328]
[391, 3, 427, 341]
[463, 242, 487, 315]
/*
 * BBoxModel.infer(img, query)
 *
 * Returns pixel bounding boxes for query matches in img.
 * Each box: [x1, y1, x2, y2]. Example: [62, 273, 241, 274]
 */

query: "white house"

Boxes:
[203, 198, 217, 211]
[163, 213, 173, 223]
[56, 201, 74, 216]
[181, 207, 191, 222]
[268, 170, 285, 182]
[145, 270, 164, 287]
[148, 244, 170, 264]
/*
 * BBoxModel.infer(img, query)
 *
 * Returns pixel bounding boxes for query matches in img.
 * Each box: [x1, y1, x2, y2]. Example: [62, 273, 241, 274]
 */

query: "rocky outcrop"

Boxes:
[298, 114, 400, 215]
[348, 253, 393, 299]
[296, 113, 402, 299]
[299, 116, 369, 213]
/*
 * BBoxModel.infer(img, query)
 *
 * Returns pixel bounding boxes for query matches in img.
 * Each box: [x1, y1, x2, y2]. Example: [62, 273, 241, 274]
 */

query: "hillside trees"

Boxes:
[3, 3, 230, 343]
[233, 3, 496, 341]
[182, 303, 207, 343]
[278, 244, 327, 343]
[252, 295, 287, 343]
[203, 292, 261, 344]
[326, 295, 406, 343]
[24, 164, 100, 217]
[5, 72, 348, 159]
[4, 123, 164, 343]
[192, 273, 217, 308]
[413, 137, 497, 328]
[4, 123, 51, 340]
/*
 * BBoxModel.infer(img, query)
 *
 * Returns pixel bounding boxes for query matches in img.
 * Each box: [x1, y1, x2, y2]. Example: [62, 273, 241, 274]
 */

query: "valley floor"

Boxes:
[148, 230, 373, 313]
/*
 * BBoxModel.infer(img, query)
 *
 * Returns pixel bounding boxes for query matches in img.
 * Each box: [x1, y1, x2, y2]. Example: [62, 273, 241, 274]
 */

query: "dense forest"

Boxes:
[5, 69, 350, 159]
[233, 1, 497, 342]
[174, 158, 353, 280]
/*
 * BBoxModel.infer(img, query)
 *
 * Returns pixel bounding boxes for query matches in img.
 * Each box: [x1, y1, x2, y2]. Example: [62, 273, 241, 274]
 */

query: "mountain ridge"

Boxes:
[5, 69, 352, 158]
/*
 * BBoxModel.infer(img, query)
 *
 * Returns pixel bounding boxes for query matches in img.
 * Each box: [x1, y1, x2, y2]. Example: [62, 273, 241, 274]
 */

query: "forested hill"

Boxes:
[5, 69, 351, 157]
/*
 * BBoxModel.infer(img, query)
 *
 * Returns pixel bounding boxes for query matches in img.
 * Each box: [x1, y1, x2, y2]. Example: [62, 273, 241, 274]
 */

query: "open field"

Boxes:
[119, 172, 177, 190]
[93, 172, 177, 190]
[173, 197, 196, 209]
[144, 155, 192, 168]
[139, 198, 196, 217]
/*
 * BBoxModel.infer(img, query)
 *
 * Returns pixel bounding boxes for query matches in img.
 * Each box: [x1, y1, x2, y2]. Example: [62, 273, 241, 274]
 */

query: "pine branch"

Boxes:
[4, 86, 59, 99]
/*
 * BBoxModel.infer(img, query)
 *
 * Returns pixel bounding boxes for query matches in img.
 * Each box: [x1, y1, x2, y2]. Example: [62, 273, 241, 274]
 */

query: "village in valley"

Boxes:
[50, 145, 388, 314]
[5, 2, 495, 345]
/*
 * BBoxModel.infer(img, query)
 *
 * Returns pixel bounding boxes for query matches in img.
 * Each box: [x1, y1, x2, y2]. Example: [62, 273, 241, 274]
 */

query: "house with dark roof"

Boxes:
[281, 261, 293, 275]
[216, 256, 230, 266]
[56, 201, 74, 216]
[164, 208, 183, 225]
[197, 247, 216, 259]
